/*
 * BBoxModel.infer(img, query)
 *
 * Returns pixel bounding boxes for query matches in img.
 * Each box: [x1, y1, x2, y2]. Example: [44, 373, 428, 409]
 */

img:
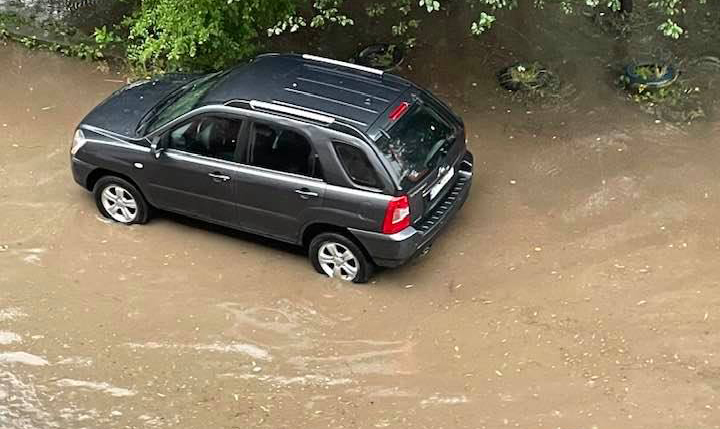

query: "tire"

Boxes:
[355, 43, 405, 72]
[623, 63, 678, 90]
[93, 176, 150, 225]
[309, 233, 373, 284]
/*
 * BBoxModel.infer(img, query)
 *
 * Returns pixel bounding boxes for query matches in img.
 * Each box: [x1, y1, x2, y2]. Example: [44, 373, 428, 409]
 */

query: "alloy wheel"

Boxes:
[100, 185, 138, 223]
[317, 242, 359, 281]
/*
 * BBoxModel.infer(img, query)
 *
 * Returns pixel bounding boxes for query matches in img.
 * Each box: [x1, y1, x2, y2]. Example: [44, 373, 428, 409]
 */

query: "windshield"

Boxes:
[144, 71, 229, 134]
[374, 101, 456, 190]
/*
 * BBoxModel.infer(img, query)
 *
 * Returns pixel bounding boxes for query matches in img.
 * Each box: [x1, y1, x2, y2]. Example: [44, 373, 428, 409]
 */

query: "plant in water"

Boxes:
[369, 45, 397, 69]
[510, 64, 544, 86]
[356, 43, 405, 71]
[499, 62, 551, 91]
[634, 64, 668, 80]
[497, 62, 573, 106]
[624, 70, 705, 124]
[621, 61, 678, 93]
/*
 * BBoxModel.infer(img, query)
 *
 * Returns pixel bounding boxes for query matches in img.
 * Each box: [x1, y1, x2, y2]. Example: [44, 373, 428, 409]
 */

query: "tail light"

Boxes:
[382, 195, 411, 234]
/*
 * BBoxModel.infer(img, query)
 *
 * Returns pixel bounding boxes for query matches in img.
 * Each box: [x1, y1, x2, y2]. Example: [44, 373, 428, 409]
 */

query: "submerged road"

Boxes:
[1, 41, 720, 429]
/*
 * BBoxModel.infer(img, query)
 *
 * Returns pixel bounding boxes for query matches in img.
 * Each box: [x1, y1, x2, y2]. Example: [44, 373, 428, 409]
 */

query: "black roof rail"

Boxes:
[224, 99, 251, 109]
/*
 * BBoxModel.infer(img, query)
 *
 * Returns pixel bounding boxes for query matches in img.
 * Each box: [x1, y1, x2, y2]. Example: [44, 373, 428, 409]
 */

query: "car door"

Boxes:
[145, 113, 247, 227]
[233, 121, 326, 242]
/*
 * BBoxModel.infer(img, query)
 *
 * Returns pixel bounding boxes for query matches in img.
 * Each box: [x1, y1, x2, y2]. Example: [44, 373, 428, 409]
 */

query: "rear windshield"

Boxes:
[374, 100, 456, 190]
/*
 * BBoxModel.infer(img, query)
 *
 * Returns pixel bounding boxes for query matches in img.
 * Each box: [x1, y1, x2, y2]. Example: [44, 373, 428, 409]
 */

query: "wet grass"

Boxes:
[626, 81, 706, 124]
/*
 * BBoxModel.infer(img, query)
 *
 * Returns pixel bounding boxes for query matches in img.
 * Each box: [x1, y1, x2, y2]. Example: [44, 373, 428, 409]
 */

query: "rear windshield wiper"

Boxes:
[378, 129, 403, 165]
[424, 132, 456, 167]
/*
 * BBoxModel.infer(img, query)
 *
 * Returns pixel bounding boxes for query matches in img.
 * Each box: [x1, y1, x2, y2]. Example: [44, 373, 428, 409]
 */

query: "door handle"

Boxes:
[295, 188, 319, 199]
[208, 172, 231, 182]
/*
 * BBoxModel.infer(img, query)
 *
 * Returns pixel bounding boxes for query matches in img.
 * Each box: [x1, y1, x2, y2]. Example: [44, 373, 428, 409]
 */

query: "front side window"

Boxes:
[168, 116, 242, 162]
[145, 71, 230, 134]
[334, 143, 381, 188]
[250, 123, 319, 178]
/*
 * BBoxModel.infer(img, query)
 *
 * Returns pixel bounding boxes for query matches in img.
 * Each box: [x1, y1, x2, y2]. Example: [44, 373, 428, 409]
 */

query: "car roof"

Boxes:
[201, 53, 412, 133]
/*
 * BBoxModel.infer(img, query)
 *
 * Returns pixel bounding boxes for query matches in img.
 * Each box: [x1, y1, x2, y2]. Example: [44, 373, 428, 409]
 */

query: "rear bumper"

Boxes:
[349, 152, 473, 268]
[71, 156, 95, 190]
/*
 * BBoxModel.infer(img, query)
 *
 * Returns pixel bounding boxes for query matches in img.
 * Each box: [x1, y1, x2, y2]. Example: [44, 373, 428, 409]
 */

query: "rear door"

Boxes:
[233, 121, 326, 241]
[145, 113, 246, 226]
[369, 92, 466, 223]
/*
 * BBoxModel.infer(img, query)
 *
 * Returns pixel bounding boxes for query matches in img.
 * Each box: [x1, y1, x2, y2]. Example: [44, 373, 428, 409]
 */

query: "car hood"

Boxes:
[80, 74, 198, 138]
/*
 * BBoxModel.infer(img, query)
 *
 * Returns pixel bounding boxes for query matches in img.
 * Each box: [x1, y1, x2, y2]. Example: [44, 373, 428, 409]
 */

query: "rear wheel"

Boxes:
[93, 176, 150, 225]
[309, 233, 373, 284]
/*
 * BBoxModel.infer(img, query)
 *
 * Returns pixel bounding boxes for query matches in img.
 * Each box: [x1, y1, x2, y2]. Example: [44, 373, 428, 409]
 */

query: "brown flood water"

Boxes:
[2, 8, 720, 429]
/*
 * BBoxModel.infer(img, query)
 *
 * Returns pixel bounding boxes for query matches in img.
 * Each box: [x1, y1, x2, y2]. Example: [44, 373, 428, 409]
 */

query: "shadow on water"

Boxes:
[154, 209, 307, 258]
[149, 210, 407, 282]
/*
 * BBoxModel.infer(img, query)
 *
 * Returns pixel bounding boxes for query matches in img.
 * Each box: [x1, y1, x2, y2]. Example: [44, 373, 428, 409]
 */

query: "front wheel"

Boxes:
[93, 176, 150, 225]
[309, 233, 373, 284]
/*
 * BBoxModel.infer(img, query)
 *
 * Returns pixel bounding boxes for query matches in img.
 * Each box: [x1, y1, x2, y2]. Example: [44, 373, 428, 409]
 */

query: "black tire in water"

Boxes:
[93, 176, 150, 225]
[309, 232, 373, 283]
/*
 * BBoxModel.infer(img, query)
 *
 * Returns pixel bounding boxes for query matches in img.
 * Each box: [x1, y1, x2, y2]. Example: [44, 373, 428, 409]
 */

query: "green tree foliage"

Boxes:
[122, 0, 710, 73]
[125, 0, 296, 72]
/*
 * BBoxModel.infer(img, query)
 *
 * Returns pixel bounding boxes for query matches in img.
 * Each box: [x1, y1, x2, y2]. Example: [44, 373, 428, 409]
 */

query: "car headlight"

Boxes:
[71, 129, 87, 155]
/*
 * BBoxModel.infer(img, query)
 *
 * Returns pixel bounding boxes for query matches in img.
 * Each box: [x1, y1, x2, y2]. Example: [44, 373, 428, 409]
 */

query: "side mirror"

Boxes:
[149, 137, 164, 159]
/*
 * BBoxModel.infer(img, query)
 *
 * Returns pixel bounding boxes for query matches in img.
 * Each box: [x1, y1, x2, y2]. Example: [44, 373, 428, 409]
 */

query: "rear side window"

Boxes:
[334, 143, 381, 189]
[251, 123, 314, 177]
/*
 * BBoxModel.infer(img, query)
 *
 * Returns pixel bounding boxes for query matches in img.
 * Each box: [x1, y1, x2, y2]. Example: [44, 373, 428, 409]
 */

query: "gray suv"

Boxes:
[70, 53, 473, 283]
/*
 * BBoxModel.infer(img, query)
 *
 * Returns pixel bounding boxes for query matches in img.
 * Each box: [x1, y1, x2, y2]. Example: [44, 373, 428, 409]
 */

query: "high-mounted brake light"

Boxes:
[382, 195, 411, 234]
[388, 102, 410, 121]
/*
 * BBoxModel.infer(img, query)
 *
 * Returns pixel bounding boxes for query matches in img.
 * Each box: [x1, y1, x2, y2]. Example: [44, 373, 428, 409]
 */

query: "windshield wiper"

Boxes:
[136, 85, 189, 135]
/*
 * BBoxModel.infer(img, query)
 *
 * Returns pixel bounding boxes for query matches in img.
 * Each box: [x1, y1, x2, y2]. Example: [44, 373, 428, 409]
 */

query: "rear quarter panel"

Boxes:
[305, 129, 394, 236]
[318, 184, 391, 233]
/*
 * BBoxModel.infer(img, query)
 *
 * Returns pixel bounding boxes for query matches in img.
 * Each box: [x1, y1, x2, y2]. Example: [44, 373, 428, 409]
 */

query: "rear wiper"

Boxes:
[424, 132, 456, 166]
[379, 129, 403, 165]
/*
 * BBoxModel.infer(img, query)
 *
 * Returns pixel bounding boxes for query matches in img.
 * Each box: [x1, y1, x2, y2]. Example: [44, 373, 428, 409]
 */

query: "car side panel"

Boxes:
[310, 184, 391, 235]
[74, 128, 154, 196]
[147, 150, 239, 226]
[299, 129, 395, 239]
[232, 165, 327, 242]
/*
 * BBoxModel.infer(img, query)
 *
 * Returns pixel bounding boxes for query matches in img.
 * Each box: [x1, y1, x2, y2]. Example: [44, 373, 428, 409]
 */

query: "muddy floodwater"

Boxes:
[2, 10, 720, 429]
